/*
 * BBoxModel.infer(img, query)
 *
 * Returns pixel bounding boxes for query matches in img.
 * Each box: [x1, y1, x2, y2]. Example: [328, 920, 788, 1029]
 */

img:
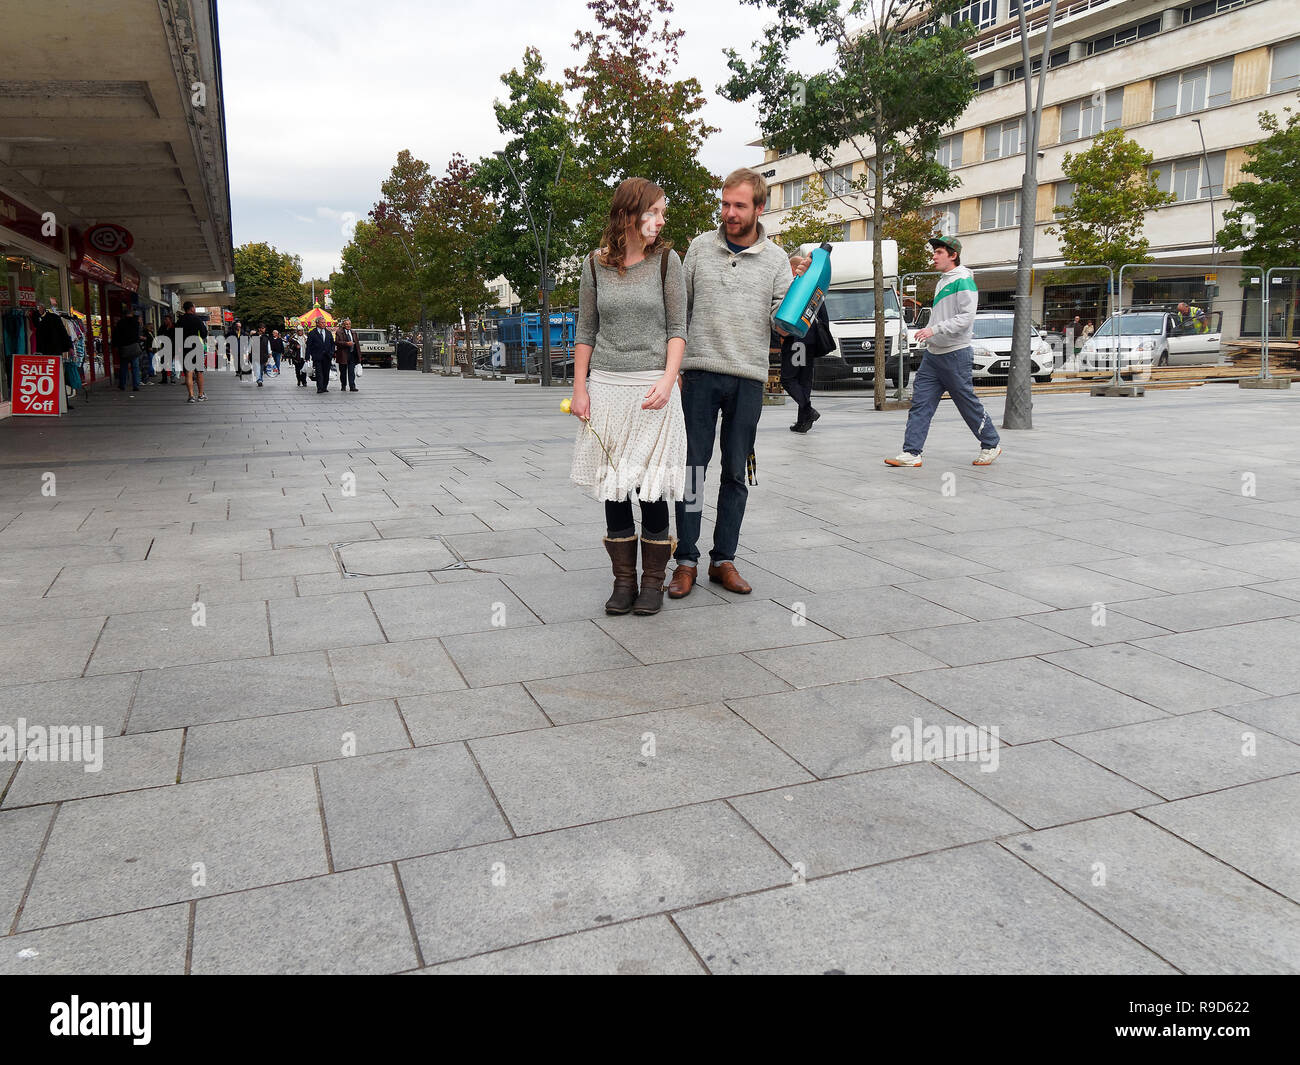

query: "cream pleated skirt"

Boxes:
[569, 368, 687, 502]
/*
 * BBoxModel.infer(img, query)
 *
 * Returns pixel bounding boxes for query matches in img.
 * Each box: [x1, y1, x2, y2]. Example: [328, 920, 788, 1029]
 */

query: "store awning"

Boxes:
[0, 0, 233, 289]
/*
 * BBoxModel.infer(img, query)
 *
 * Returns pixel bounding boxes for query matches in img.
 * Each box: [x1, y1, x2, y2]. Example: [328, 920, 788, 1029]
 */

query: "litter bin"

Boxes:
[396, 339, 420, 371]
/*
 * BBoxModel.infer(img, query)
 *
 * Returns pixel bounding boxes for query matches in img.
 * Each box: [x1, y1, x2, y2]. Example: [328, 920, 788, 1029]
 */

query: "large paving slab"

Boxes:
[469, 702, 813, 835]
[673, 842, 1175, 974]
[191, 866, 419, 974]
[419, 916, 704, 975]
[1056, 711, 1300, 800]
[729, 762, 1026, 878]
[1006, 813, 1300, 973]
[0, 805, 55, 933]
[398, 802, 791, 965]
[18, 766, 328, 929]
[1135, 619, 1300, 697]
[0, 905, 189, 975]
[316, 744, 511, 868]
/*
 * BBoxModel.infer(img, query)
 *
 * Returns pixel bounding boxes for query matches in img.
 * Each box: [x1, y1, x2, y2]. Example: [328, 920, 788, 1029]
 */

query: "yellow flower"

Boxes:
[560, 397, 572, 414]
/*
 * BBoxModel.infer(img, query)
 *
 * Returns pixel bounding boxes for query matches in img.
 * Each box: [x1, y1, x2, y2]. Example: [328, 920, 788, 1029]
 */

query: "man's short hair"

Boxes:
[722, 168, 768, 210]
[182, 301, 195, 312]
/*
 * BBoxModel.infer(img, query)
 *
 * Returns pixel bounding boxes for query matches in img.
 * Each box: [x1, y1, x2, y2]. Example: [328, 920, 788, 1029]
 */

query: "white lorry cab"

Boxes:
[796, 239, 907, 385]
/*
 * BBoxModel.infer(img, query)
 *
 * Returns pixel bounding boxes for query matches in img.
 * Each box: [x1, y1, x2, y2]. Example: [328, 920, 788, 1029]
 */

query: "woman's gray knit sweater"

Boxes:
[575, 250, 687, 373]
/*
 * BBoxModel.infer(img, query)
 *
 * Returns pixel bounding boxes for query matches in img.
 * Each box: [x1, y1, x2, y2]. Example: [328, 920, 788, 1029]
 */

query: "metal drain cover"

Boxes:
[392, 446, 486, 468]
[335, 537, 462, 576]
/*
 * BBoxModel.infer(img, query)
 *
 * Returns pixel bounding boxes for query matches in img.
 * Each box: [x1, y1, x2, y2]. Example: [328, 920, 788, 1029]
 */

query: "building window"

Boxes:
[777, 145, 795, 159]
[1048, 48, 1070, 69]
[1271, 39, 1300, 94]
[1153, 152, 1226, 202]
[974, 73, 996, 92]
[980, 190, 1021, 230]
[824, 165, 854, 197]
[934, 202, 961, 237]
[834, 221, 852, 242]
[863, 156, 892, 190]
[1087, 18, 1161, 56]
[1007, 58, 1042, 83]
[1055, 181, 1076, 208]
[934, 133, 964, 170]
[783, 176, 809, 209]
[1010, 0, 1054, 14]
[1182, 0, 1247, 24]
[1060, 88, 1123, 143]
[950, 0, 998, 30]
[984, 118, 1024, 161]
[1153, 59, 1234, 120]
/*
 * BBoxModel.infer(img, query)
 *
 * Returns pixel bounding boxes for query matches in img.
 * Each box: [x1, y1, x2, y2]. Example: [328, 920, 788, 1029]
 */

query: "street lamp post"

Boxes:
[494, 148, 565, 387]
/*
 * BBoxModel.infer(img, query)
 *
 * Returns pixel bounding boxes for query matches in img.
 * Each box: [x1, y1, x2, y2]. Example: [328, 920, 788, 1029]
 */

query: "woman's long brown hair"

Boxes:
[596, 177, 672, 275]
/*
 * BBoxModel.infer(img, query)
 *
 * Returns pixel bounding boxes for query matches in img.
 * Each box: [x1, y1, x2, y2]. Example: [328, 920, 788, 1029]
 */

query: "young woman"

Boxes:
[569, 177, 687, 617]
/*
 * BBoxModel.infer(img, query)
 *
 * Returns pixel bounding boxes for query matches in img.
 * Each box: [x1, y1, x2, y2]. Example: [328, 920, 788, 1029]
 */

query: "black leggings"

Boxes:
[605, 497, 669, 538]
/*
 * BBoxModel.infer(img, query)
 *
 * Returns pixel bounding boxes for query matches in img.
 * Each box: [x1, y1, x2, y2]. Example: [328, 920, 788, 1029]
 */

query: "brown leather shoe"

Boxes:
[707, 561, 751, 594]
[666, 564, 696, 599]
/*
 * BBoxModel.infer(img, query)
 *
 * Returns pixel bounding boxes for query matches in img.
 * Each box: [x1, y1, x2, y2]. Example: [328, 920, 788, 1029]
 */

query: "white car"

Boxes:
[969, 312, 1055, 382]
[1072, 309, 1222, 371]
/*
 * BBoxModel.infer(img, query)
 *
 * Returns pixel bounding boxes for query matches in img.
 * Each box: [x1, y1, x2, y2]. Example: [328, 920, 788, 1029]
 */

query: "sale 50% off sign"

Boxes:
[12, 356, 66, 417]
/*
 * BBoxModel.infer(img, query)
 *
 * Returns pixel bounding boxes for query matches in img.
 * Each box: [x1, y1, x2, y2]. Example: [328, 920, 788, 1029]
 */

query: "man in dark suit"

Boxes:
[306, 322, 335, 392]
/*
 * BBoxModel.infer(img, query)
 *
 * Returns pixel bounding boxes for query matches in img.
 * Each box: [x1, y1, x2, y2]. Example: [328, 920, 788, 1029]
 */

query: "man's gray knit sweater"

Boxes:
[575, 250, 686, 372]
[681, 223, 792, 382]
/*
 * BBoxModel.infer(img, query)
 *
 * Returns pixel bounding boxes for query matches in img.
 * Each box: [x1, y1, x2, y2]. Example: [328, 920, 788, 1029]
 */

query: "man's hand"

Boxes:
[915, 327, 934, 343]
[792, 255, 812, 277]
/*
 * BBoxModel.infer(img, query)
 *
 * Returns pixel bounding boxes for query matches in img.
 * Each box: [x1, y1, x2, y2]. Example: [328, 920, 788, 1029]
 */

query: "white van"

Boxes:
[796, 240, 907, 385]
[354, 328, 395, 368]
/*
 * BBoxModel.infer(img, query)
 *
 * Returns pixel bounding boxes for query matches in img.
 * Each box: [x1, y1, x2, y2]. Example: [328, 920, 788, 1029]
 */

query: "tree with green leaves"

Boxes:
[565, 0, 720, 256]
[722, 0, 977, 409]
[232, 242, 304, 328]
[332, 151, 497, 368]
[1218, 107, 1300, 339]
[475, 47, 582, 309]
[1046, 127, 1175, 319]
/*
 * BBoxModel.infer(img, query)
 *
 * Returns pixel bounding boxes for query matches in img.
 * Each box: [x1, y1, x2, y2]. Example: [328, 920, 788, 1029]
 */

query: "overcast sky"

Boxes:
[219, 0, 829, 281]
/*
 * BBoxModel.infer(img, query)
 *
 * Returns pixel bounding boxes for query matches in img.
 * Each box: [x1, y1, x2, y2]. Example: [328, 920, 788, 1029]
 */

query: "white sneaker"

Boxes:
[973, 446, 1002, 466]
[884, 452, 923, 467]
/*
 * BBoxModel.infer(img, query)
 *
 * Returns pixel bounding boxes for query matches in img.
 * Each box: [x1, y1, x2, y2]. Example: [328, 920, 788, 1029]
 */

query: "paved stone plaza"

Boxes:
[0, 368, 1297, 974]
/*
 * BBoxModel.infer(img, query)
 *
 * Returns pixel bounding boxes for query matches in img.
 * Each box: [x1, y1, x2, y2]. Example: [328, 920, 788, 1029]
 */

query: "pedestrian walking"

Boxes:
[270, 329, 285, 375]
[306, 321, 335, 392]
[288, 328, 307, 386]
[112, 311, 142, 392]
[776, 252, 832, 432]
[231, 321, 249, 379]
[254, 325, 270, 386]
[568, 177, 687, 616]
[666, 168, 793, 600]
[336, 319, 360, 391]
[884, 236, 1001, 468]
[177, 301, 208, 402]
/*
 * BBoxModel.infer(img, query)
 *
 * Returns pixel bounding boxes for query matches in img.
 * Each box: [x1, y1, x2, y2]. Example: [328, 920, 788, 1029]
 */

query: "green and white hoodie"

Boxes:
[926, 266, 978, 354]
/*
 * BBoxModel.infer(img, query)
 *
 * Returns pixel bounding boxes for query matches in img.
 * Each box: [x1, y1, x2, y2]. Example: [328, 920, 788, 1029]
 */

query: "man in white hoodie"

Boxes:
[885, 236, 1001, 468]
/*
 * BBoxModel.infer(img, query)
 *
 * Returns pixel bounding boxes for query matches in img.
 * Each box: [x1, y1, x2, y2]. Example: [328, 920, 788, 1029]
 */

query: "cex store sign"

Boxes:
[12, 356, 65, 417]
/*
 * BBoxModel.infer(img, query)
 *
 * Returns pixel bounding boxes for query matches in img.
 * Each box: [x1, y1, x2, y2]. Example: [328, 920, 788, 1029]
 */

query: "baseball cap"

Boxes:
[928, 235, 961, 255]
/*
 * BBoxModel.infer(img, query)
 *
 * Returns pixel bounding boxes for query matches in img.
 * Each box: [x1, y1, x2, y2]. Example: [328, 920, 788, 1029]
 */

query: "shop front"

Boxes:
[0, 189, 70, 414]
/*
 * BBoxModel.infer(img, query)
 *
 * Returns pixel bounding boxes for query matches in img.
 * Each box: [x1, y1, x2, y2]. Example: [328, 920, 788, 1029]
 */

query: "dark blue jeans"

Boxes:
[117, 349, 140, 389]
[903, 346, 1001, 455]
[674, 369, 763, 566]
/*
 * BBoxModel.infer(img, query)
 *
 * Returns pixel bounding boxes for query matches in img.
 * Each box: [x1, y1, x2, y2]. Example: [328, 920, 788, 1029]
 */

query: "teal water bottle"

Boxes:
[774, 242, 833, 338]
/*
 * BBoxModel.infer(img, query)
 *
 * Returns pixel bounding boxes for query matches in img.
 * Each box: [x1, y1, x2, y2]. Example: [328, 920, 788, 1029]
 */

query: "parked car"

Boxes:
[969, 312, 1055, 382]
[1071, 307, 1223, 371]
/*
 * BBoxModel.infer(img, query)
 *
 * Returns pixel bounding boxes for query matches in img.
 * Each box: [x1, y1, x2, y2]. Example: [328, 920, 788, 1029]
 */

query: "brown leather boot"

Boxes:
[633, 536, 675, 616]
[603, 535, 639, 615]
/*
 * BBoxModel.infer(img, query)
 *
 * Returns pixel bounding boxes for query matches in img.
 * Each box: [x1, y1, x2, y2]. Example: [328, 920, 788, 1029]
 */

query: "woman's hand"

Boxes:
[641, 375, 675, 410]
[570, 387, 590, 420]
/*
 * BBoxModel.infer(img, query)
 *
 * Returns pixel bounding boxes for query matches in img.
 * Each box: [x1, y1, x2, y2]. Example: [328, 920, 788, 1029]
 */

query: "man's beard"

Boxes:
[725, 216, 757, 240]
